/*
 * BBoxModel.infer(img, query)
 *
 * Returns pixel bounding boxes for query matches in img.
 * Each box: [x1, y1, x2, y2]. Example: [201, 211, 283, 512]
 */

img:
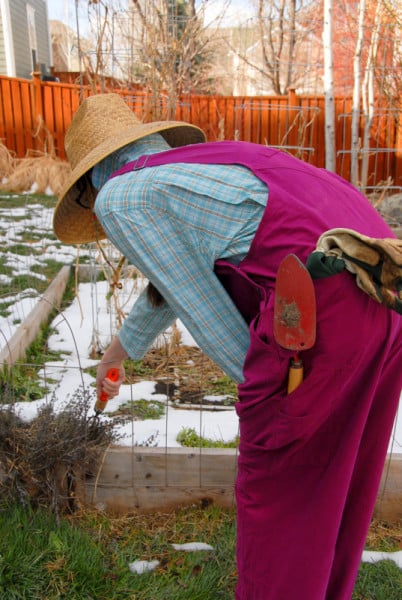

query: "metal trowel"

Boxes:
[273, 254, 317, 393]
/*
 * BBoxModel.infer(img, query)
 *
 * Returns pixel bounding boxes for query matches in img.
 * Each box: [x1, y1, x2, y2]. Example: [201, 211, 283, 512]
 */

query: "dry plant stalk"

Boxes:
[0, 141, 16, 179]
[33, 114, 56, 158]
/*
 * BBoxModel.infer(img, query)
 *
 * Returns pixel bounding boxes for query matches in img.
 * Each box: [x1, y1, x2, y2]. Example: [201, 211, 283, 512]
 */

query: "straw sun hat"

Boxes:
[53, 93, 206, 244]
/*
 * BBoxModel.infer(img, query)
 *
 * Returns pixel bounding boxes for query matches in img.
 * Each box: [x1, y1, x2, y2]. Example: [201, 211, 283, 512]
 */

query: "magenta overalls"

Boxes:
[112, 142, 402, 599]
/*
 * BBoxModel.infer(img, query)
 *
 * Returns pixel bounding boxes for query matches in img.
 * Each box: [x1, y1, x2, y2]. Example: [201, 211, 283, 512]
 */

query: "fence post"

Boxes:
[30, 70, 44, 151]
[396, 114, 402, 190]
[287, 88, 298, 150]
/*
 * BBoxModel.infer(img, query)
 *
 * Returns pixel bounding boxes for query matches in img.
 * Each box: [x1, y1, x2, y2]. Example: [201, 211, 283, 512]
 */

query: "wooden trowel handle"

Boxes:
[287, 355, 304, 393]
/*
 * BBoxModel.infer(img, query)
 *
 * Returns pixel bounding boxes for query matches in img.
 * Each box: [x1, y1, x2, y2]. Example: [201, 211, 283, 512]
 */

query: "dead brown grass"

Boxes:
[0, 140, 15, 178]
[124, 333, 237, 406]
[0, 140, 71, 196]
[365, 519, 402, 551]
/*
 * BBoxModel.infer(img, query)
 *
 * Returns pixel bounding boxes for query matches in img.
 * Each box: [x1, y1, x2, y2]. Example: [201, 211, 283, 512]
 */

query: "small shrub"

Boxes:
[0, 363, 45, 401]
[111, 398, 166, 420]
[0, 387, 118, 515]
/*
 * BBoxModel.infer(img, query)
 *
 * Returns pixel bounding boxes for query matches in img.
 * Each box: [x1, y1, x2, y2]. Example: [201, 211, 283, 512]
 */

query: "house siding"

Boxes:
[0, 15, 6, 74]
[9, 0, 51, 79]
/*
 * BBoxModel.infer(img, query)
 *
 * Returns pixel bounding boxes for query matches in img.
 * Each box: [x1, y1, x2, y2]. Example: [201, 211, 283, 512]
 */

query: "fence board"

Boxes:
[1, 78, 15, 150]
[22, 83, 34, 153]
[42, 84, 57, 153]
[0, 81, 5, 141]
[11, 81, 25, 158]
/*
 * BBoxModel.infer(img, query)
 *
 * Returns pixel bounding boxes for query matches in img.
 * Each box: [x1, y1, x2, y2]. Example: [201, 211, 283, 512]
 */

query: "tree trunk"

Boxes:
[323, 0, 336, 171]
[351, 0, 367, 186]
[361, 1, 382, 192]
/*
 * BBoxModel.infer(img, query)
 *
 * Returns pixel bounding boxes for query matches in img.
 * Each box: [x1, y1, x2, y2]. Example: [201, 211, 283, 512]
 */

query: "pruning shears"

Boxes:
[94, 368, 120, 414]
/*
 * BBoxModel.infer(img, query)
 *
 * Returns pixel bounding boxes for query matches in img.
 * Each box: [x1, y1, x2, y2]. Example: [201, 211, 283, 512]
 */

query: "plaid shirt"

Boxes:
[93, 135, 268, 382]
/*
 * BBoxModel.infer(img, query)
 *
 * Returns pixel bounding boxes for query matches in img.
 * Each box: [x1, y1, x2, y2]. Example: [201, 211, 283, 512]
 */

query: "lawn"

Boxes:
[0, 502, 401, 600]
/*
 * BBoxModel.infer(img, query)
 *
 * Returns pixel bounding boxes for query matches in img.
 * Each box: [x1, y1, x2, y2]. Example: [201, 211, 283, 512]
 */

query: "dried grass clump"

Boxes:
[366, 519, 402, 551]
[0, 140, 71, 197]
[0, 140, 16, 178]
[0, 387, 117, 515]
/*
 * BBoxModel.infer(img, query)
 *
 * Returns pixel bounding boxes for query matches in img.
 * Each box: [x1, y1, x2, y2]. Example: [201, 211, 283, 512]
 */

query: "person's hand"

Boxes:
[96, 337, 128, 401]
[96, 360, 125, 401]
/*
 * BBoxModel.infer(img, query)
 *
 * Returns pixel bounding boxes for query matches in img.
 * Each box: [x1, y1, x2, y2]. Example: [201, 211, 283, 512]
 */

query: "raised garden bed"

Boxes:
[0, 264, 401, 522]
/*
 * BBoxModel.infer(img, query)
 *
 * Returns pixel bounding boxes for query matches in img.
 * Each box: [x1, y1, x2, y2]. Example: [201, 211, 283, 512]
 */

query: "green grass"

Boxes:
[353, 560, 402, 599]
[0, 192, 80, 402]
[0, 261, 70, 299]
[0, 502, 237, 600]
[0, 279, 75, 404]
[0, 503, 400, 600]
[0, 274, 45, 298]
[17, 229, 47, 243]
[111, 398, 166, 420]
[7, 243, 41, 256]
[0, 193, 57, 209]
[0, 316, 70, 403]
[0, 299, 15, 318]
[31, 259, 70, 279]
[125, 358, 156, 379]
[177, 426, 239, 448]
[204, 375, 237, 399]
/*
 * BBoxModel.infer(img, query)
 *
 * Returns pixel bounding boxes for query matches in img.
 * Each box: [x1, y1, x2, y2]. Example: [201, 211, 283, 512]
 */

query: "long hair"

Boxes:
[146, 282, 165, 307]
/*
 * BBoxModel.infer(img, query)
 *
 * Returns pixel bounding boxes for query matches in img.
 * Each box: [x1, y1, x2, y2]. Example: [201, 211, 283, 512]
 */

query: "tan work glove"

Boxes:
[306, 228, 402, 314]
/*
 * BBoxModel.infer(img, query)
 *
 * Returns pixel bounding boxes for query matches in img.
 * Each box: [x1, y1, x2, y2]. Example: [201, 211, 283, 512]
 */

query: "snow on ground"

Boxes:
[361, 550, 402, 569]
[128, 543, 214, 575]
[13, 280, 240, 448]
[8, 276, 402, 453]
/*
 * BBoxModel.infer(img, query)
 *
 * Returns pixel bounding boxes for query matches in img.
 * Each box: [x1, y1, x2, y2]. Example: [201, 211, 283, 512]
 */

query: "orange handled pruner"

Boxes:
[94, 367, 120, 414]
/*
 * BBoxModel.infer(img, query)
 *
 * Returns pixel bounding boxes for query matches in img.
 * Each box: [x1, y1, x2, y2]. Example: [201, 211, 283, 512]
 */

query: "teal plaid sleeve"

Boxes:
[93, 146, 267, 383]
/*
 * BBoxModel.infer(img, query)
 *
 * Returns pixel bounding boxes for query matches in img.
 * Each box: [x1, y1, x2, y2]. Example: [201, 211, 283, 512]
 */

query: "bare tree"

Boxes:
[82, 0, 111, 92]
[125, 0, 217, 117]
[257, 0, 300, 95]
[379, 0, 402, 108]
[323, 0, 336, 171]
[351, 0, 366, 186]
[50, 21, 76, 72]
[67, 1, 218, 113]
[360, 0, 383, 191]
[221, 0, 320, 95]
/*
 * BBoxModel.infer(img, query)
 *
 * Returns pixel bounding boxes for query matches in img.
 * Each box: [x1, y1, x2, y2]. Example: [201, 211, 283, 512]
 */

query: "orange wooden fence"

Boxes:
[1, 72, 401, 190]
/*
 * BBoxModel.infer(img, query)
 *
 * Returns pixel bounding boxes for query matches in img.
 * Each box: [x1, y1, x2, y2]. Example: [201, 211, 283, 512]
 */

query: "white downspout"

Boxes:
[44, 0, 54, 71]
[0, 0, 16, 76]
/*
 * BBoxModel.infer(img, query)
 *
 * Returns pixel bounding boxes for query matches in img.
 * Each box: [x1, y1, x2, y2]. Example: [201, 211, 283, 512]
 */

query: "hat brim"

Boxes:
[53, 121, 206, 244]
